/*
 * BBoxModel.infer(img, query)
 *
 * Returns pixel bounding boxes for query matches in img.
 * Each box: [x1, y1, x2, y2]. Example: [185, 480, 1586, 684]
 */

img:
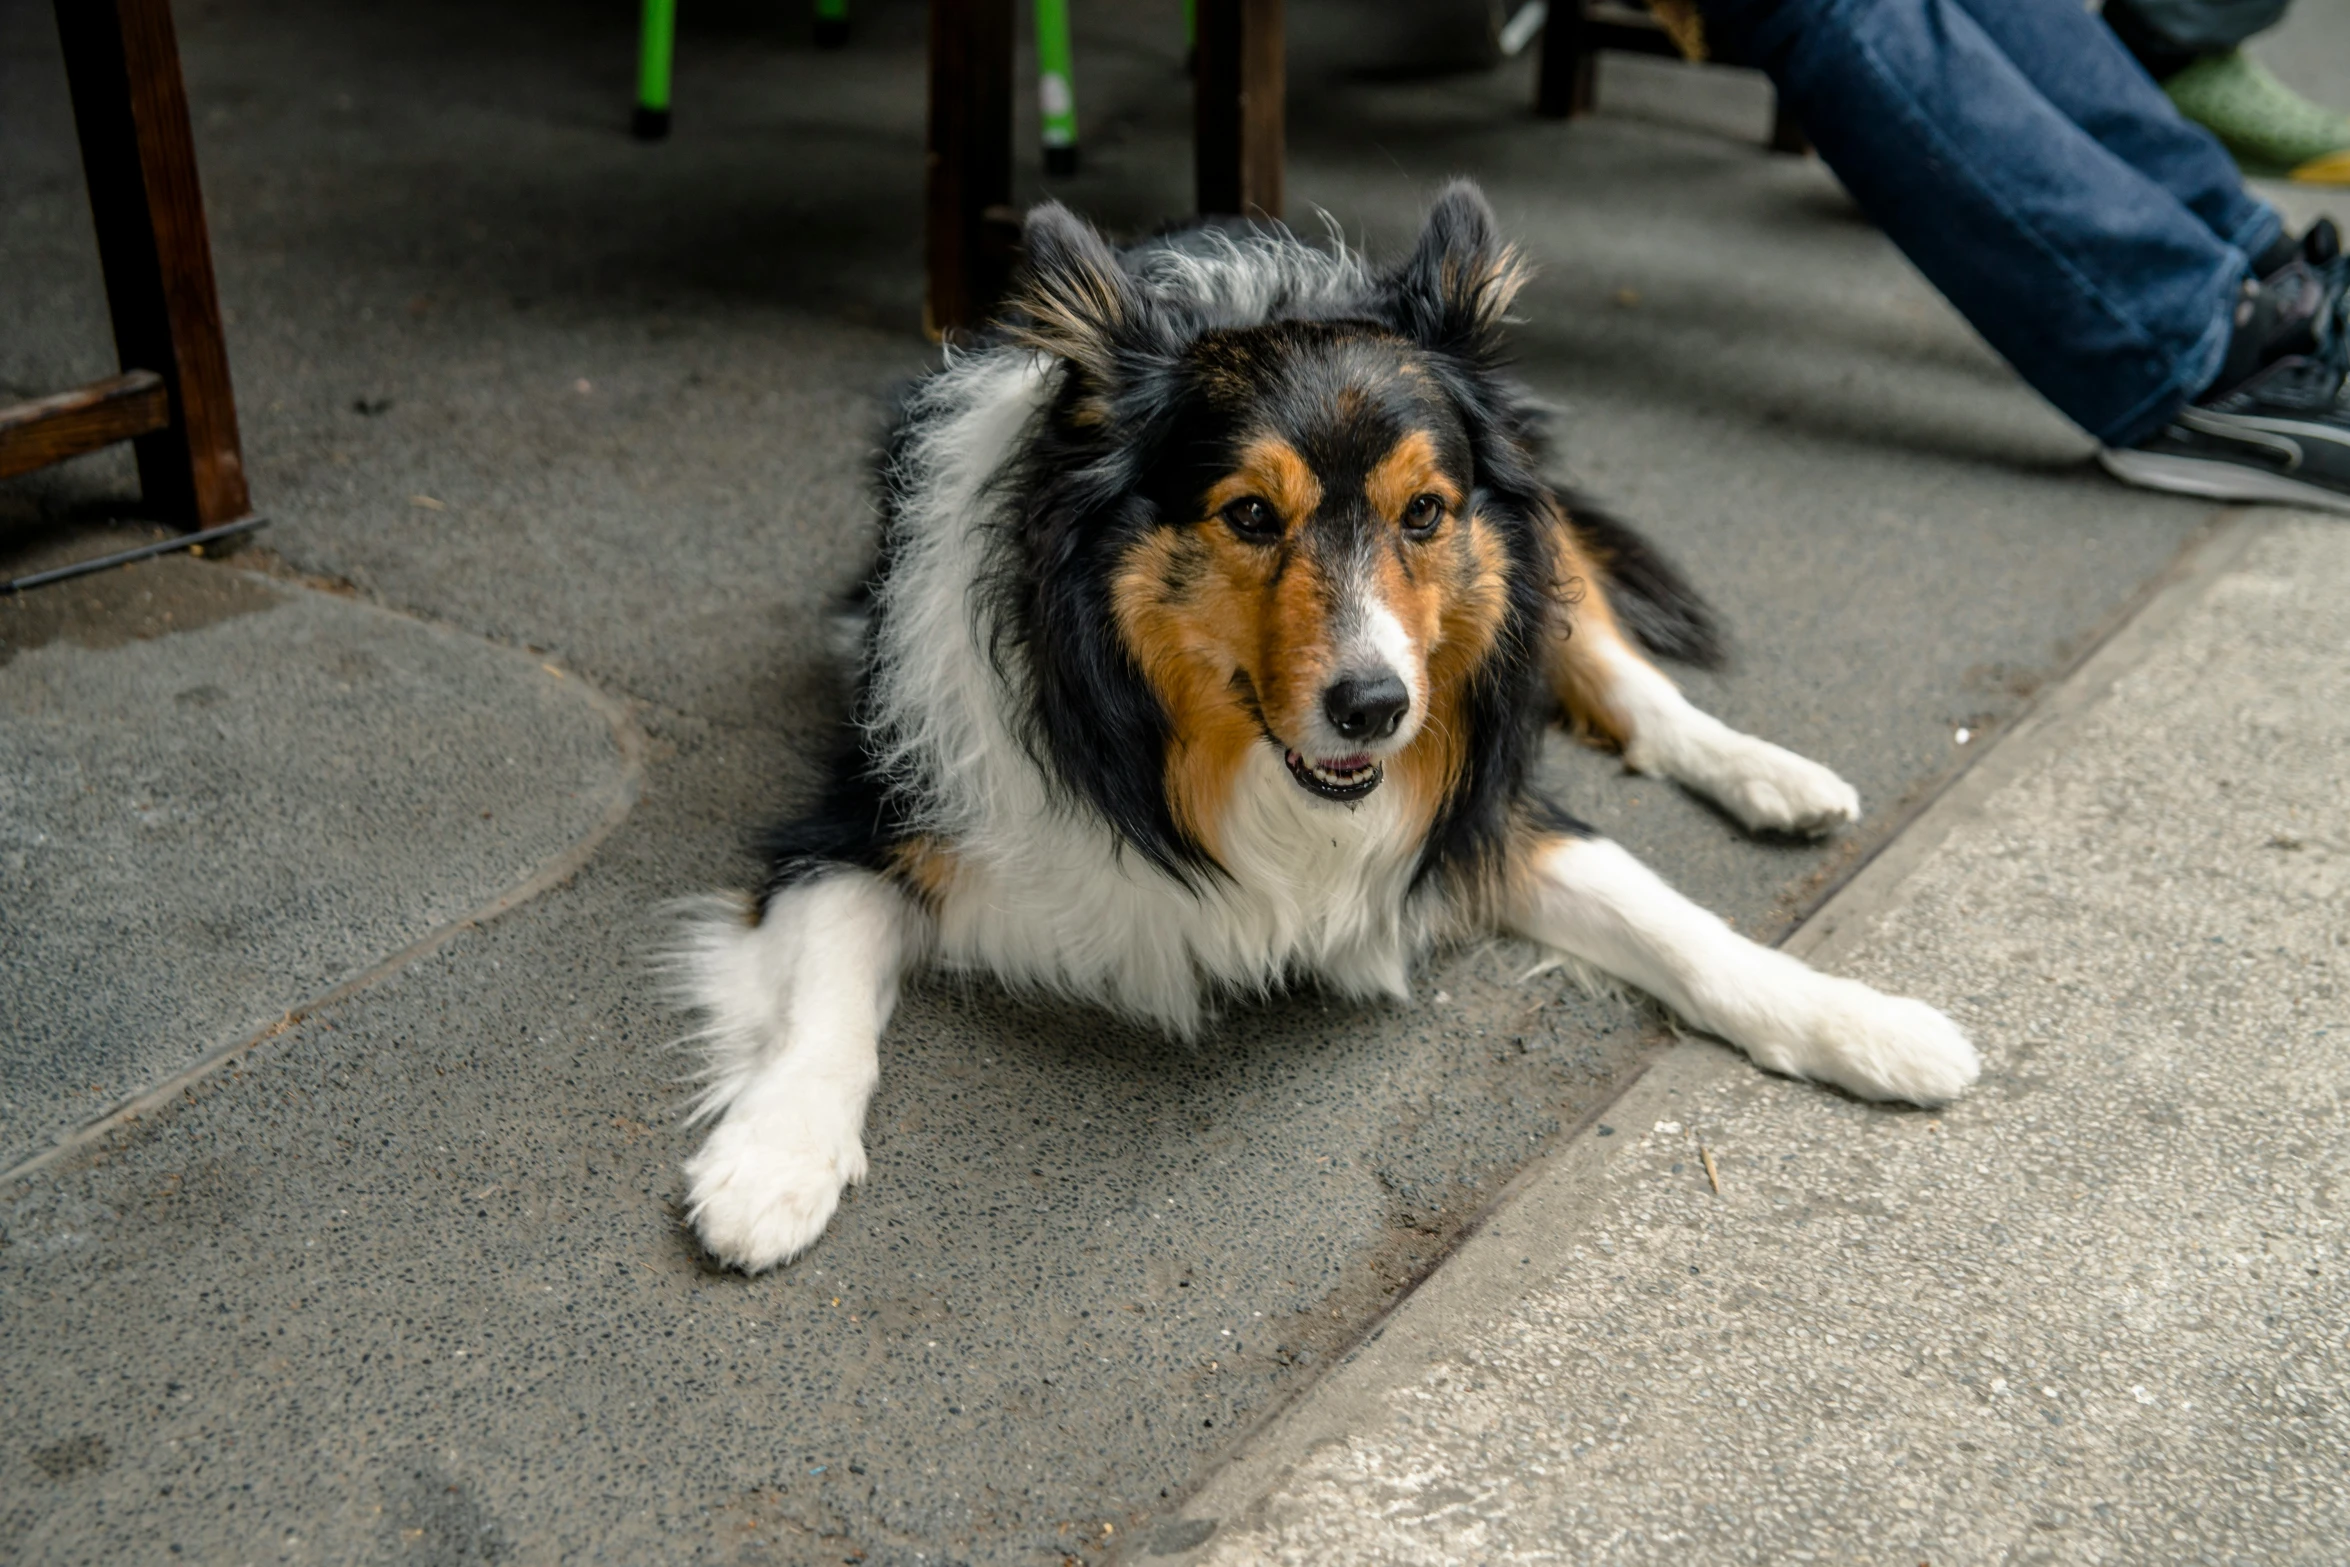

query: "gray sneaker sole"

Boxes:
[2099, 445, 2350, 515]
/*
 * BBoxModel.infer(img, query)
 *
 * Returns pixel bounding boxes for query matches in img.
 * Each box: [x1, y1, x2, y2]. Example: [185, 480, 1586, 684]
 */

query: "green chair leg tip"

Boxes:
[631, 105, 672, 140]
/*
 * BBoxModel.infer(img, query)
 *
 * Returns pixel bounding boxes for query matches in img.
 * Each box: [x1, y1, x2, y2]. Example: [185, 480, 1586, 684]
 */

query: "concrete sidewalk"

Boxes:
[1141, 515, 2350, 1565]
[0, 547, 641, 1173]
[9, 0, 2350, 1560]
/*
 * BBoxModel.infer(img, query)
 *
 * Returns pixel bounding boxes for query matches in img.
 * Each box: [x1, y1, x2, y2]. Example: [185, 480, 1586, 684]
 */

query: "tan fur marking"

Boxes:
[1205, 436, 1324, 532]
[1389, 681, 1464, 843]
[886, 836, 962, 911]
[1111, 530, 1267, 859]
[1254, 543, 1337, 748]
[1003, 265, 1128, 387]
[1441, 245, 1532, 335]
[1539, 504, 1655, 753]
[1364, 430, 1463, 527]
[1389, 510, 1512, 835]
[1494, 821, 1574, 928]
[1195, 435, 1341, 757]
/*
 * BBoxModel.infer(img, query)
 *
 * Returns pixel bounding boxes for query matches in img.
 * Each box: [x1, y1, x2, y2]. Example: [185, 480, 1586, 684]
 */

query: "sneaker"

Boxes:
[2254, 217, 2340, 279]
[2164, 50, 2350, 184]
[2100, 257, 2350, 515]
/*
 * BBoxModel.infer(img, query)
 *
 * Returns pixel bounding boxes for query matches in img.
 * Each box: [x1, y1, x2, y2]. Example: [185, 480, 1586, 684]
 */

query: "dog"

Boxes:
[673, 183, 1979, 1273]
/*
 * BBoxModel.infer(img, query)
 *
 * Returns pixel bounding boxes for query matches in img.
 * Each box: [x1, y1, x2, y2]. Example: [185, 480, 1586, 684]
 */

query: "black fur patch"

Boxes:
[989, 449, 1204, 881]
[754, 741, 911, 912]
[1521, 790, 1599, 841]
[753, 401, 925, 910]
[1561, 492, 1727, 670]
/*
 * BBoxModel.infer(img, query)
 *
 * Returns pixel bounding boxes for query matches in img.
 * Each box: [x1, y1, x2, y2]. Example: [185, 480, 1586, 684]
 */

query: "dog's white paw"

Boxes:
[1777, 977, 1979, 1106]
[1712, 738, 1862, 836]
[683, 1111, 866, 1273]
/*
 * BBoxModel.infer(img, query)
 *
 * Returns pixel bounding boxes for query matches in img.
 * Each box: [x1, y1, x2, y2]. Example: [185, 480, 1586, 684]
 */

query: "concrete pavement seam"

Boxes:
[1122, 507, 2275, 1564]
[0, 567, 651, 1191]
[1784, 509, 2268, 972]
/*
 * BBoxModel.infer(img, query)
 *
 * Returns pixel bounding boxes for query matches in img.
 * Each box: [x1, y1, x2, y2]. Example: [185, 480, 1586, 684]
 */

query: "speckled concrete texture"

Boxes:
[7, 0, 2344, 1560]
[0, 555, 636, 1173]
[1149, 518, 2350, 1566]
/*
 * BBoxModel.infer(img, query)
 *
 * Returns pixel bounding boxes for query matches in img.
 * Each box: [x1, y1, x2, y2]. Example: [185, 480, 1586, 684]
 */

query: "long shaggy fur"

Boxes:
[666, 182, 1979, 1274]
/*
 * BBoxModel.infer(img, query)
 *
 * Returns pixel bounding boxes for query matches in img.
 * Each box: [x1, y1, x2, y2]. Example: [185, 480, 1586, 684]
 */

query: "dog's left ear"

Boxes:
[1387, 180, 1528, 359]
[1004, 202, 1148, 388]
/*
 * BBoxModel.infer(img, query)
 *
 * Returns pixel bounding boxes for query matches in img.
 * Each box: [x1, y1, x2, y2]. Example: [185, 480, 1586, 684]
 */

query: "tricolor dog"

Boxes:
[674, 184, 1978, 1272]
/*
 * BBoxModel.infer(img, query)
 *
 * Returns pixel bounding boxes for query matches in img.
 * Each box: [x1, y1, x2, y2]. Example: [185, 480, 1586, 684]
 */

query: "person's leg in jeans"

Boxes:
[2107, 0, 2293, 72]
[1698, 0, 2254, 447]
[1942, 0, 2280, 259]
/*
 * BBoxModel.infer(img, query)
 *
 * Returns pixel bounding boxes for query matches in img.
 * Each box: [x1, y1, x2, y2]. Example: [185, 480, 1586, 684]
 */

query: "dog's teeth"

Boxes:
[1286, 747, 1381, 796]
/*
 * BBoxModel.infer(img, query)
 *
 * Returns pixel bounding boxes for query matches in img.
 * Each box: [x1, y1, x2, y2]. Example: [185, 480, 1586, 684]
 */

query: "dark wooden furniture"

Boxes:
[1194, 0, 1284, 220]
[924, 0, 1019, 338]
[925, 0, 1286, 336]
[2, 0, 251, 532]
[1536, 0, 1805, 153]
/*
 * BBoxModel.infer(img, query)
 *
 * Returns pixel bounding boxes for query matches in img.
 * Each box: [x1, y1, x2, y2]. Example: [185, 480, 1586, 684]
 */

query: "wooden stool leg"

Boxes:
[926, 0, 1016, 337]
[53, 0, 250, 530]
[1534, 0, 1598, 120]
[1194, 0, 1282, 218]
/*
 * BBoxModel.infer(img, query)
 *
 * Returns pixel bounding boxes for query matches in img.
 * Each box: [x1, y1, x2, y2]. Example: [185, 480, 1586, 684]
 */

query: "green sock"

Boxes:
[2164, 50, 2350, 179]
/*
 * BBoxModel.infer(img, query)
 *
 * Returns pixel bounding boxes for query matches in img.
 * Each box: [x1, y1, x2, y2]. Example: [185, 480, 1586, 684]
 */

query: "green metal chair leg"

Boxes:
[1037, 0, 1077, 174]
[814, 0, 848, 51]
[635, 1, 854, 137]
[633, 0, 675, 139]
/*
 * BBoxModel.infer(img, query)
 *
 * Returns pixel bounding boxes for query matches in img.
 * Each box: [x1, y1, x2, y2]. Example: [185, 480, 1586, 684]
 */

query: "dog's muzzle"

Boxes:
[1285, 748, 1383, 802]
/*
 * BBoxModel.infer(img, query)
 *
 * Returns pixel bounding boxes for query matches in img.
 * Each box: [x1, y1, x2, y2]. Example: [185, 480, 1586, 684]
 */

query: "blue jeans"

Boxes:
[2108, 0, 2291, 58]
[1700, 0, 2284, 446]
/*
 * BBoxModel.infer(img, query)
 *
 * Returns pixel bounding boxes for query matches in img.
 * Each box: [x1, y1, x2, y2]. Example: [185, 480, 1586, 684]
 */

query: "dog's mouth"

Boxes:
[1284, 748, 1384, 802]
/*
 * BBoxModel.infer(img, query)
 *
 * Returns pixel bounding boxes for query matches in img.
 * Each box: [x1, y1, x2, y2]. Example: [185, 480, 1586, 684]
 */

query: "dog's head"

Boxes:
[998, 183, 1557, 884]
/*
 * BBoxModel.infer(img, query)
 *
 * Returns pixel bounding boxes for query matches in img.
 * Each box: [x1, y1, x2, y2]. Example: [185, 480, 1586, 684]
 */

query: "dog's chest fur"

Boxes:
[864, 351, 1432, 1035]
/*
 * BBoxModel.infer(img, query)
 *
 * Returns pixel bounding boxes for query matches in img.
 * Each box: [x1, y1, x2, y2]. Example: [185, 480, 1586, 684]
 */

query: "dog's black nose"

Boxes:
[1323, 672, 1410, 741]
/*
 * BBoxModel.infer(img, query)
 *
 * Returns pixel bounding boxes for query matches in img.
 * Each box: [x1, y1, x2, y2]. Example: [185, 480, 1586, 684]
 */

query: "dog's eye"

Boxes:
[1402, 493, 1447, 535]
[1221, 497, 1281, 541]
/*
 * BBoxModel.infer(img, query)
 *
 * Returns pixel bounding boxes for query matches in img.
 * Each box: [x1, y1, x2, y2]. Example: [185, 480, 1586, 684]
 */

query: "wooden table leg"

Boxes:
[926, 0, 1016, 338]
[53, 0, 250, 529]
[1195, 0, 1282, 219]
[1535, 0, 1599, 119]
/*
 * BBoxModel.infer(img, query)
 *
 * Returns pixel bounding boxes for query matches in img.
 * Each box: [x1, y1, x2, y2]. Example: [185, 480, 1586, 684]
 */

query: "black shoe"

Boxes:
[2301, 217, 2342, 269]
[2251, 217, 2339, 278]
[2101, 355, 2350, 513]
[2101, 251, 2350, 514]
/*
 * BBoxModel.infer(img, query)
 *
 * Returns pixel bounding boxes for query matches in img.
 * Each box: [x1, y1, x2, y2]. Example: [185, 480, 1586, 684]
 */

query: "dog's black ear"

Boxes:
[1005, 202, 1145, 386]
[1387, 180, 1528, 358]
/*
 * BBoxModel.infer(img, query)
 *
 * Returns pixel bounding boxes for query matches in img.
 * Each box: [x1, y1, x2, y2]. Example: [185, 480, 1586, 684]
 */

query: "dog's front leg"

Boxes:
[1556, 620, 1861, 837]
[676, 872, 922, 1271]
[1508, 834, 1978, 1105]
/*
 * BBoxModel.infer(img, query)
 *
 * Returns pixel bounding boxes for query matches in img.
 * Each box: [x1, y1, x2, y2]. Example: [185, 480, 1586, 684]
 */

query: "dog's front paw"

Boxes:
[1712, 738, 1861, 836]
[683, 1112, 867, 1272]
[1792, 978, 1979, 1106]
